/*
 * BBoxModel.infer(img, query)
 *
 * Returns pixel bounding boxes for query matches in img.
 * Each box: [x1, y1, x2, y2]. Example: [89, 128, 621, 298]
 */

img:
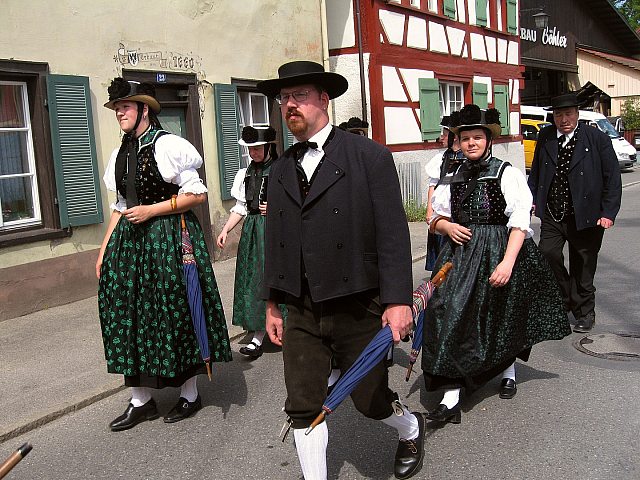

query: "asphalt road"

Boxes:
[2, 168, 639, 480]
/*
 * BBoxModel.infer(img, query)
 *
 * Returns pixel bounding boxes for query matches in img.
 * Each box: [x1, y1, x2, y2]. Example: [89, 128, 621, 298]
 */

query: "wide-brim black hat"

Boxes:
[544, 92, 580, 111]
[450, 105, 501, 138]
[257, 61, 348, 99]
[238, 126, 277, 147]
[104, 78, 161, 113]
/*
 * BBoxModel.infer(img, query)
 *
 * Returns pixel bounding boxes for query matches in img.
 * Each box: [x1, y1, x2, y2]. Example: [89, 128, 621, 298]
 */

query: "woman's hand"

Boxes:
[95, 251, 104, 279]
[123, 205, 155, 224]
[489, 260, 514, 287]
[259, 202, 267, 216]
[216, 231, 227, 248]
[445, 222, 472, 245]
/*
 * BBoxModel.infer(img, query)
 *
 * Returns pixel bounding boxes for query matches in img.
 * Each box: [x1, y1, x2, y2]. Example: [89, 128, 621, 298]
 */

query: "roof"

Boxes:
[577, 46, 640, 71]
[580, 0, 640, 53]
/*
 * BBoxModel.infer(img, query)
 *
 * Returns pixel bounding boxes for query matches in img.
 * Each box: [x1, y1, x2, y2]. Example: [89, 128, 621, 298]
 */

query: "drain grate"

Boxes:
[574, 332, 640, 361]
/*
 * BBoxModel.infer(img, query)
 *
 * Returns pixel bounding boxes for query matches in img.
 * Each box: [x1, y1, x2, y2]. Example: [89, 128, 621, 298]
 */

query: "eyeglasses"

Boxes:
[275, 90, 312, 105]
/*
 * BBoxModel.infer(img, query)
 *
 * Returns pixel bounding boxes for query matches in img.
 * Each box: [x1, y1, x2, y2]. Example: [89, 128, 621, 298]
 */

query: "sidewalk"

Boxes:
[0, 222, 428, 444]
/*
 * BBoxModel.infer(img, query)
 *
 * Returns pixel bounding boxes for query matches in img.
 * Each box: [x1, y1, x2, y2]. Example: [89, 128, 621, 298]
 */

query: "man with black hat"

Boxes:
[528, 92, 621, 333]
[258, 61, 425, 480]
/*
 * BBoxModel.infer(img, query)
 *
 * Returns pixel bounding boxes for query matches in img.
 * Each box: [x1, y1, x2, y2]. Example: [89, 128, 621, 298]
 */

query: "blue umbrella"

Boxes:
[405, 262, 453, 381]
[181, 214, 212, 381]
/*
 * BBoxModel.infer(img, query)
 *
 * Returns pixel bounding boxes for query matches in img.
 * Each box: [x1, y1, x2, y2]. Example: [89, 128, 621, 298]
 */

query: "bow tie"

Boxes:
[292, 140, 318, 161]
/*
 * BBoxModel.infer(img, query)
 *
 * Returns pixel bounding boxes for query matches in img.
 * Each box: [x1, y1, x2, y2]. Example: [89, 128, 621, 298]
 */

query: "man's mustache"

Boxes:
[286, 109, 303, 119]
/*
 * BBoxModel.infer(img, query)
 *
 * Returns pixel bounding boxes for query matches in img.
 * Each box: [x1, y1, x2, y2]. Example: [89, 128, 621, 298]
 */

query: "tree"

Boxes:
[614, 0, 640, 30]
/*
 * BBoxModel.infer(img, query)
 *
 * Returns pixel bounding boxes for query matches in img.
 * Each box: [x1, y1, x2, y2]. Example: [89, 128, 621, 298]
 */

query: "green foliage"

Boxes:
[621, 97, 640, 130]
[404, 199, 427, 222]
[614, 0, 640, 30]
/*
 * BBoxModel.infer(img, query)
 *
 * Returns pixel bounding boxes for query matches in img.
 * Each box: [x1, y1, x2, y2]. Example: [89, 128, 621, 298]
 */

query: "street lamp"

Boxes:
[521, 8, 550, 29]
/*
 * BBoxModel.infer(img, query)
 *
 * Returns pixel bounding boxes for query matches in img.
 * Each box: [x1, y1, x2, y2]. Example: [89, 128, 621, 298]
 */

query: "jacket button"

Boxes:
[343, 276, 348, 282]
[333, 208, 339, 214]
[580, 171, 583, 175]
[278, 274, 284, 279]
[280, 242, 285, 248]
[337, 243, 343, 249]
[335, 169, 341, 175]
[279, 209, 284, 216]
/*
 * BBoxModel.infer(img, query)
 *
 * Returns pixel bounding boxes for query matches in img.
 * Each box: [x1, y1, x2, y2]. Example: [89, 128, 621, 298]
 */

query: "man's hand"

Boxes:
[382, 304, 413, 344]
[266, 300, 284, 346]
[597, 217, 614, 229]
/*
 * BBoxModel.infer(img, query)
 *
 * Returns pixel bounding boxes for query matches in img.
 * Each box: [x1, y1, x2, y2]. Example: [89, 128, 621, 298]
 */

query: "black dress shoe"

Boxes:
[499, 378, 517, 399]
[163, 396, 202, 423]
[425, 403, 461, 424]
[394, 412, 426, 479]
[109, 399, 159, 432]
[239, 342, 263, 358]
[573, 312, 595, 333]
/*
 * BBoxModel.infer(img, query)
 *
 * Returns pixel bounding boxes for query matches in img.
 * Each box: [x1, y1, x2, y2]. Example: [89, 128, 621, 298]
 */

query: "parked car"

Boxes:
[521, 118, 551, 171]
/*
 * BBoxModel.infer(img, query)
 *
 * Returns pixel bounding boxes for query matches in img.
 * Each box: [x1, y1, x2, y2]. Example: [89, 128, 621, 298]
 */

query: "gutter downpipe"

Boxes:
[355, 0, 368, 123]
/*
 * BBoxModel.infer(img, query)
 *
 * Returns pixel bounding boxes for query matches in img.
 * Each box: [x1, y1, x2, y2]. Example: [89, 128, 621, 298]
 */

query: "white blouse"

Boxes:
[425, 150, 445, 187]
[430, 161, 534, 238]
[103, 133, 207, 212]
[229, 168, 249, 217]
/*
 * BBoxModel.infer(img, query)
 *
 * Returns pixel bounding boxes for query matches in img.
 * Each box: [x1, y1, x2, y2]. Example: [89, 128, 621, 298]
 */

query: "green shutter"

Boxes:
[473, 82, 488, 109]
[494, 85, 510, 136]
[214, 83, 241, 201]
[506, 0, 518, 34]
[443, 0, 456, 19]
[476, 0, 487, 27]
[46, 74, 103, 227]
[282, 115, 296, 150]
[419, 78, 441, 141]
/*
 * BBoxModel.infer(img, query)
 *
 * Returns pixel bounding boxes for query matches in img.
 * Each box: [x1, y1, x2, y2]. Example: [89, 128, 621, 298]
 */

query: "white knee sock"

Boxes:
[180, 376, 199, 402]
[381, 403, 419, 441]
[441, 388, 461, 409]
[293, 422, 328, 480]
[252, 330, 266, 347]
[130, 387, 152, 407]
[502, 362, 516, 381]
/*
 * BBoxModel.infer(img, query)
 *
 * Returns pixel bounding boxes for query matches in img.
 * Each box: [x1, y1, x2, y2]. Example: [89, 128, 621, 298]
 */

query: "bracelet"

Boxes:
[170, 195, 178, 211]
[429, 216, 449, 234]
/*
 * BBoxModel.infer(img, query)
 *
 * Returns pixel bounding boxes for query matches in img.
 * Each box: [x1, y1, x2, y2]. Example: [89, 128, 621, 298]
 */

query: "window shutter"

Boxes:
[506, 0, 518, 34]
[443, 0, 456, 19]
[46, 74, 103, 227]
[282, 115, 296, 150]
[214, 83, 241, 201]
[493, 85, 510, 136]
[476, 0, 487, 27]
[473, 82, 488, 109]
[419, 78, 441, 141]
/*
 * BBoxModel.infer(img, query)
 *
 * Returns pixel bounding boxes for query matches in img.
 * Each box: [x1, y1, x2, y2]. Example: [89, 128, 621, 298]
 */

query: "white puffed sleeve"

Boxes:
[154, 134, 208, 195]
[501, 165, 534, 238]
[229, 168, 248, 217]
[103, 148, 127, 212]
[430, 176, 453, 219]
[425, 151, 444, 186]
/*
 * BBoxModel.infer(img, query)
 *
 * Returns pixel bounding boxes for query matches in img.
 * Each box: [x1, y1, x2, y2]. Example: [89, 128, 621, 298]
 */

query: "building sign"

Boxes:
[520, 26, 567, 49]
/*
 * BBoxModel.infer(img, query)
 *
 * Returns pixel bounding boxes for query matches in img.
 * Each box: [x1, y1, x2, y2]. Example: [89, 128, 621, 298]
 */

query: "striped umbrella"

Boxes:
[181, 214, 212, 381]
[405, 262, 453, 381]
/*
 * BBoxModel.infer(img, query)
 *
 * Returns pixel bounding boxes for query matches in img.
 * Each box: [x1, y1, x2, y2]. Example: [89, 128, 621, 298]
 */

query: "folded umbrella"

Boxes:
[181, 214, 212, 381]
[405, 262, 453, 381]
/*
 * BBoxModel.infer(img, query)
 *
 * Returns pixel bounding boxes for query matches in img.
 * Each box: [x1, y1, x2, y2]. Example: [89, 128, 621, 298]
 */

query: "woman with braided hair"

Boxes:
[421, 104, 570, 424]
[97, 78, 231, 432]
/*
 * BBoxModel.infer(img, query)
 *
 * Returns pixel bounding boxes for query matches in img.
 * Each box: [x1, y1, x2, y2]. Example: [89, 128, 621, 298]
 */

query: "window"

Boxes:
[427, 0, 437, 12]
[0, 61, 102, 246]
[0, 81, 40, 229]
[238, 91, 270, 167]
[410, 0, 421, 7]
[439, 82, 464, 117]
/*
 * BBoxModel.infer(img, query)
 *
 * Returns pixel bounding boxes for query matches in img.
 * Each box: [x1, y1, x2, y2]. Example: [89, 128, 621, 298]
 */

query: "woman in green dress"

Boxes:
[97, 78, 231, 432]
[217, 126, 277, 359]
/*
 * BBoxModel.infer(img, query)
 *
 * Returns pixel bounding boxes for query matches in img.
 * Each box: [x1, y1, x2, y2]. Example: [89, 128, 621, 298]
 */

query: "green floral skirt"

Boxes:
[98, 211, 231, 387]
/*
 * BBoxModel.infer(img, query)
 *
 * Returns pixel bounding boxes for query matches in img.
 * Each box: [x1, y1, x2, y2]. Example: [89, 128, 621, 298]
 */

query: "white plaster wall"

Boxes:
[384, 107, 422, 144]
[399, 69, 435, 102]
[327, 0, 356, 49]
[379, 9, 405, 45]
[485, 37, 497, 63]
[407, 16, 428, 50]
[446, 26, 466, 57]
[470, 33, 487, 61]
[329, 53, 372, 136]
[497, 38, 508, 63]
[383, 66, 408, 101]
[0, 0, 325, 268]
[507, 41, 519, 65]
[510, 111, 520, 136]
[455, 0, 466, 23]
[429, 22, 449, 54]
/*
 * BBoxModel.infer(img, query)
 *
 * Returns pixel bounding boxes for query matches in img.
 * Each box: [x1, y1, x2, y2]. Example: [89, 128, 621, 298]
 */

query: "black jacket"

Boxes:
[264, 126, 412, 305]
[528, 123, 621, 230]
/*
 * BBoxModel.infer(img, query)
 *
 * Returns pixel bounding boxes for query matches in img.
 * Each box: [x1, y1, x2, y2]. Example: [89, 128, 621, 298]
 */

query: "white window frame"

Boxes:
[428, 0, 438, 12]
[410, 0, 421, 8]
[439, 82, 464, 117]
[237, 91, 270, 168]
[0, 80, 41, 229]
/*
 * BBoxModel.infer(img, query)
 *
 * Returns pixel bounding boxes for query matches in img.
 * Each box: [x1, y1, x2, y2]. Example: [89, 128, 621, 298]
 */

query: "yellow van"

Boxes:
[521, 119, 551, 170]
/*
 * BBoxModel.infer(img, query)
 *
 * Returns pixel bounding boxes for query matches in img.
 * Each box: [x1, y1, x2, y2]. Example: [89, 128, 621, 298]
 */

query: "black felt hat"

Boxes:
[238, 126, 277, 147]
[544, 92, 580, 111]
[257, 61, 348, 99]
[104, 78, 161, 113]
[450, 104, 501, 138]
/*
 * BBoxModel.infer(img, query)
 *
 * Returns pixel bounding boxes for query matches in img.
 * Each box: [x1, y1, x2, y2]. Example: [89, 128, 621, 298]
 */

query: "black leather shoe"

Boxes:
[425, 403, 461, 424]
[573, 312, 595, 333]
[239, 342, 263, 358]
[163, 396, 202, 423]
[394, 412, 426, 479]
[499, 378, 517, 399]
[109, 399, 159, 431]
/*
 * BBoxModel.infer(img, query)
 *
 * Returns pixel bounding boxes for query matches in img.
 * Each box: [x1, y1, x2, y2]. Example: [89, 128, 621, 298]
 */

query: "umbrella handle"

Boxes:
[431, 261, 453, 288]
[405, 363, 414, 382]
[205, 362, 212, 381]
[0, 443, 32, 479]
[305, 411, 326, 435]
